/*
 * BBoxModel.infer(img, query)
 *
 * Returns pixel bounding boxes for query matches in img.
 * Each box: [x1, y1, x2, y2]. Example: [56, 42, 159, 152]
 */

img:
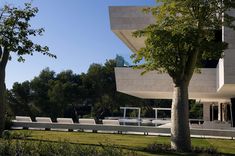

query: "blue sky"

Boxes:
[1, 0, 155, 88]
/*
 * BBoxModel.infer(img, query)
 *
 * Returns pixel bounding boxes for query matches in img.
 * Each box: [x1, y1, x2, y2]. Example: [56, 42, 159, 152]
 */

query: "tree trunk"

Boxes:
[0, 68, 6, 135]
[0, 48, 9, 135]
[171, 81, 191, 152]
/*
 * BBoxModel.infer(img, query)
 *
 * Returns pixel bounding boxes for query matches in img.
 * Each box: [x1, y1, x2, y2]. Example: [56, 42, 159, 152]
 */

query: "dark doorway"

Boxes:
[210, 105, 218, 121]
[230, 98, 235, 127]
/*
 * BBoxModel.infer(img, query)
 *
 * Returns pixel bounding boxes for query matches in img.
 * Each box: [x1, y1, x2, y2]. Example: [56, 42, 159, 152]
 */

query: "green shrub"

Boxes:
[0, 139, 137, 156]
[145, 143, 172, 153]
[99, 143, 137, 156]
[4, 116, 13, 130]
[145, 142, 220, 155]
[2, 130, 32, 139]
[191, 146, 219, 155]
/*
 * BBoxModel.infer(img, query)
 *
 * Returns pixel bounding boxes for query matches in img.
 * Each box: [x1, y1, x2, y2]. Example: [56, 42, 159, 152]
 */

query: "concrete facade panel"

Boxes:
[115, 67, 217, 99]
[109, 6, 154, 30]
[203, 102, 211, 121]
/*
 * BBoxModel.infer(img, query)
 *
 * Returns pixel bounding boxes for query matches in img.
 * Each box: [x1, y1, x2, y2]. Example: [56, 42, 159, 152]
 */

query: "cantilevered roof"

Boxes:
[109, 6, 235, 101]
[109, 6, 154, 52]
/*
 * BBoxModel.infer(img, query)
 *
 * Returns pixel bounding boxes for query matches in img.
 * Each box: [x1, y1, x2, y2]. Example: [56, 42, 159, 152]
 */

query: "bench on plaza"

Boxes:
[12, 116, 32, 129]
[79, 118, 96, 125]
[57, 118, 74, 131]
[35, 117, 53, 130]
[102, 119, 121, 133]
[102, 119, 119, 126]
[79, 118, 96, 132]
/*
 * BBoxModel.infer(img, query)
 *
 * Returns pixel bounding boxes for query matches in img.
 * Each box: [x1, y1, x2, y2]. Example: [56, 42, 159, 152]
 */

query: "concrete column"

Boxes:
[222, 103, 228, 122]
[218, 103, 222, 121]
[123, 108, 126, 118]
[155, 109, 158, 119]
[203, 102, 211, 121]
[138, 108, 141, 126]
[123, 108, 126, 125]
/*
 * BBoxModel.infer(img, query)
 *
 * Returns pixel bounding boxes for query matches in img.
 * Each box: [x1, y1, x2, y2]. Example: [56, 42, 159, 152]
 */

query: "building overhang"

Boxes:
[115, 67, 235, 101]
[109, 6, 235, 101]
[109, 6, 154, 52]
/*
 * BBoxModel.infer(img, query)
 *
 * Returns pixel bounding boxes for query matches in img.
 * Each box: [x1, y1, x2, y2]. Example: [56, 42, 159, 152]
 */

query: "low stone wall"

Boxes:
[11, 121, 235, 139]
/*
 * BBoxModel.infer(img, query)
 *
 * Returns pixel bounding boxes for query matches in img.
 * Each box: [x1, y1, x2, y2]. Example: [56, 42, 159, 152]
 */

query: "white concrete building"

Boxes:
[109, 6, 235, 127]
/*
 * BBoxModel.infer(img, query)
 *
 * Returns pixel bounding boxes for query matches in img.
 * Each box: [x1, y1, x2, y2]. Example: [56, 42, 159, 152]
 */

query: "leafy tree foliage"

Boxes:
[132, 0, 235, 152]
[30, 68, 56, 118]
[6, 58, 202, 124]
[7, 81, 38, 117]
[6, 59, 147, 122]
[0, 3, 56, 134]
[189, 101, 203, 119]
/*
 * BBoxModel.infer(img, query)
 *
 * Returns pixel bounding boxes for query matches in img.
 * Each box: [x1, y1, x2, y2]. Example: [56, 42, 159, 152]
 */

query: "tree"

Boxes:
[189, 101, 202, 119]
[30, 68, 56, 117]
[7, 81, 35, 117]
[132, 0, 235, 151]
[0, 3, 56, 134]
[48, 70, 81, 119]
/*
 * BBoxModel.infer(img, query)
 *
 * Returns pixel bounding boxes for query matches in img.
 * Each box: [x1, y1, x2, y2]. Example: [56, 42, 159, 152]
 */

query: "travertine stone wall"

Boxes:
[109, 6, 154, 30]
[203, 102, 211, 121]
[115, 67, 217, 99]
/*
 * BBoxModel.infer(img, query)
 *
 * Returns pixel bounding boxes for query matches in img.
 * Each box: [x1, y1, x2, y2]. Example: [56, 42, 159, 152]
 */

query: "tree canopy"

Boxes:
[0, 3, 56, 62]
[132, 0, 235, 152]
[6, 58, 202, 124]
[6, 59, 151, 121]
[132, 0, 235, 82]
[0, 3, 56, 134]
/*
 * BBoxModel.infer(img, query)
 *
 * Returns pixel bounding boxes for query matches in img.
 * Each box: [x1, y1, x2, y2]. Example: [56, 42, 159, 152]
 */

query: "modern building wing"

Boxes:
[109, 6, 235, 125]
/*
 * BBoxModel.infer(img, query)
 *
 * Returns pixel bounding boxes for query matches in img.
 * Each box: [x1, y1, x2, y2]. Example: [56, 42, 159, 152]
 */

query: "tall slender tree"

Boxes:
[132, 0, 235, 151]
[0, 3, 56, 134]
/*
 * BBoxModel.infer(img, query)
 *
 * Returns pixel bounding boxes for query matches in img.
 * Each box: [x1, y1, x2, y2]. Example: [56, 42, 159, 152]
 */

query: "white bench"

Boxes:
[102, 119, 121, 134]
[79, 118, 96, 132]
[56, 118, 74, 131]
[102, 119, 120, 125]
[11, 116, 32, 129]
[57, 118, 74, 124]
[35, 117, 52, 130]
[79, 118, 96, 125]
[35, 117, 52, 123]
[15, 116, 32, 122]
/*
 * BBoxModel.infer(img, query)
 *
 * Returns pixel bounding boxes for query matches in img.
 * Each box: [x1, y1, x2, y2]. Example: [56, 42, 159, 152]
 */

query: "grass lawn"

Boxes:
[8, 130, 235, 155]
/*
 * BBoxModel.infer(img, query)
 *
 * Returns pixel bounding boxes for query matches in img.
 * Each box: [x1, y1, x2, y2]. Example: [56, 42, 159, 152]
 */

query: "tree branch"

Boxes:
[184, 18, 203, 83]
[0, 8, 5, 20]
[184, 48, 199, 83]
